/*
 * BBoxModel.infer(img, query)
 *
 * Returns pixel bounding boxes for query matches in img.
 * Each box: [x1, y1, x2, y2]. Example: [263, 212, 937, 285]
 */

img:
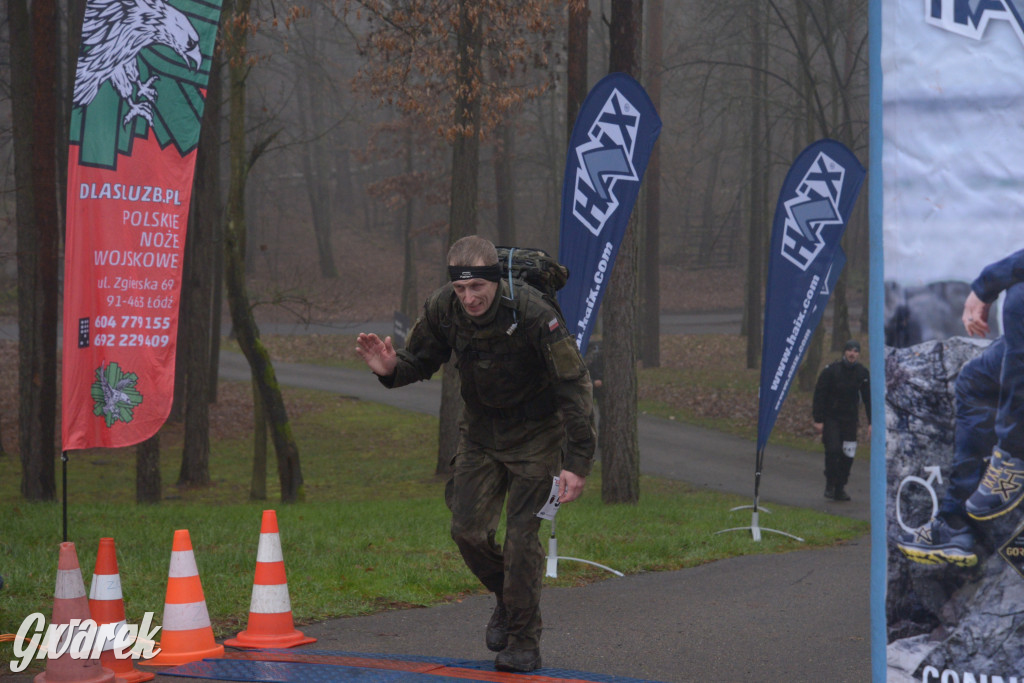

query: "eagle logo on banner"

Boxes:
[68, 0, 214, 168]
[73, 0, 202, 130]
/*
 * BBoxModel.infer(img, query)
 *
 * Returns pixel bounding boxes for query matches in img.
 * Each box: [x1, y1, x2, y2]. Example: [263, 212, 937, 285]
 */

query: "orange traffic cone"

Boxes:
[35, 542, 116, 683]
[88, 538, 154, 683]
[224, 510, 316, 648]
[144, 530, 224, 667]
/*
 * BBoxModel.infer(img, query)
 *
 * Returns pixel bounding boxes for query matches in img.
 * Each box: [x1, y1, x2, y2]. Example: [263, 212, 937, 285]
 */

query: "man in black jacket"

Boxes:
[813, 340, 871, 501]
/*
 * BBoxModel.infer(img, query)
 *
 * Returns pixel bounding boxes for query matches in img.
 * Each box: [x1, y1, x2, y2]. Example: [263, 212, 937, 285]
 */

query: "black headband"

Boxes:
[449, 264, 502, 282]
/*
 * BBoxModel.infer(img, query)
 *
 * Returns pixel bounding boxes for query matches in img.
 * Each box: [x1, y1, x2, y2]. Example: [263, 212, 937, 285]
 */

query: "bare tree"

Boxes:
[10, 0, 60, 500]
[744, 1, 766, 370]
[640, 0, 664, 369]
[177, 15, 226, 489]
[566, 0, 588, 139]
[294, 12, 339, 279]
[136, 434, 161, 503]
[437, 0, 484, 475]
[221, 0, 305, 502]
[600, 0, 642, 505]
[493, 123, 516, 246]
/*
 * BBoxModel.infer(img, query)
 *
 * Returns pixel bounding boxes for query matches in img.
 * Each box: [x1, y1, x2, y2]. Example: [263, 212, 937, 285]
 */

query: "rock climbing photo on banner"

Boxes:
[881, 1, 1024, 679]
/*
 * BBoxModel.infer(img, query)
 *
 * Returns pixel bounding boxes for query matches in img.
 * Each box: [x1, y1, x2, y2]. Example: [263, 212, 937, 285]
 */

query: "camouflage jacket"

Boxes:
[379, 280, 596, 476]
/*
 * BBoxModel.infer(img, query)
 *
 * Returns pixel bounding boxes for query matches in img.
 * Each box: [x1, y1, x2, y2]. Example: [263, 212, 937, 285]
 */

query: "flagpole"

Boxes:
[61, 450, 68, 542]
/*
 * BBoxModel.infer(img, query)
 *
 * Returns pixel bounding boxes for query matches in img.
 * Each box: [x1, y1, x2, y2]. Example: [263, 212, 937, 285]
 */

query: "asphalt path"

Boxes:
[209, 350, 872, 683]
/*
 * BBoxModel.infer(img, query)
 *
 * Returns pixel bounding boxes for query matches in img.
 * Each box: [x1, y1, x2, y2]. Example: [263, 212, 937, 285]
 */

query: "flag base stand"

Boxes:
[544, 518, 623, 578]
[715, 452, 805, 543]
[714, 505, 804, 543]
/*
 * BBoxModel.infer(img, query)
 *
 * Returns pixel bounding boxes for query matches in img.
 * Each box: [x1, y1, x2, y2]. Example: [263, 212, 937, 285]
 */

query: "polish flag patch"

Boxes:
[548, 318, 559, 331]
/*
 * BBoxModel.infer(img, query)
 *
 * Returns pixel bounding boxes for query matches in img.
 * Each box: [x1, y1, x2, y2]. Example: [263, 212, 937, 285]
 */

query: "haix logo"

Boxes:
[926, 0, 1024, 46]
[571, 88, 641, 237]
[9, 612, 161, 673]
[779, 152, 846, 272]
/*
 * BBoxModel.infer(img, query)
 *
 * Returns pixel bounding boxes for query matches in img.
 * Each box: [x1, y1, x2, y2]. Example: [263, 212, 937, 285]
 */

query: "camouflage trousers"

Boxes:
[446, 435, 560, 651]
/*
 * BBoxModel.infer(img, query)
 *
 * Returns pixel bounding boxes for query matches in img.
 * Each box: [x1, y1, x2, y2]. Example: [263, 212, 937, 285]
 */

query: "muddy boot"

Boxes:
[485, 597, 508, 652]
[495, 646, 541, 673]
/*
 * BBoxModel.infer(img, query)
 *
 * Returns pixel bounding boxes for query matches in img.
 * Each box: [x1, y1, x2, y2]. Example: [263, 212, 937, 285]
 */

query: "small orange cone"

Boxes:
[88, 538, 154, 683]
[35, 542, 117, 683]
[224, 510, 316, 648]
[145, 530, 224, 667]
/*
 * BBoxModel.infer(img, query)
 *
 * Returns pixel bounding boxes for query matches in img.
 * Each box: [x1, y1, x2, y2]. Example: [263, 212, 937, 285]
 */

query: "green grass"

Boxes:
[0, 384, 867, 658]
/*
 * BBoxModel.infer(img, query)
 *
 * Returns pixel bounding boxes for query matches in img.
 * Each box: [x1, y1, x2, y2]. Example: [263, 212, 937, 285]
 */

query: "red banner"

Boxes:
[61, 0, 222, 451]
[62, 136, 194, 450]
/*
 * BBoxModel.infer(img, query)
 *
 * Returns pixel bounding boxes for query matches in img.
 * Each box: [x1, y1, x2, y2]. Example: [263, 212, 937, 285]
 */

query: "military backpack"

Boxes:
[495, 246, 569, 310]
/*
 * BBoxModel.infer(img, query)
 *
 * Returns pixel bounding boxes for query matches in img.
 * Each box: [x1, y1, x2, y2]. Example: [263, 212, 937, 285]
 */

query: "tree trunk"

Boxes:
[59, 0, 86, 241]
[437, 0, 482, 476]
[600, 0, 642, 505]
[601, 213, 641, 504]
[400, 128, 419, 319]
[794, 0, 825, 393]
[250, 378, 268, 500]
[640, 0, 663, 370]
[297, 36, 339, 279]
[136, 434, 161, 503]
[831, 275, 851, 350]
[698, 134, 725, 262]
[223, 0, 304, 502]
[566, 0, 589, 142]
[177, 30, 224, 489]
[744, 2, 766, 370]
[493, 124, 516, 246]
[12, 0, 59, 500]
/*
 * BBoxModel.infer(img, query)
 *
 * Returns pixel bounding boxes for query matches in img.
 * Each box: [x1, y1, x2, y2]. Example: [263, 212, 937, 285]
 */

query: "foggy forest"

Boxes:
[0, 0, 869, 501]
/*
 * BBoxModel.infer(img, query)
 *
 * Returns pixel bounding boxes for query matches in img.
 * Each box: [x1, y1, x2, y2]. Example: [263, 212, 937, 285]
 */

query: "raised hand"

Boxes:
[356, 333, 398, 376]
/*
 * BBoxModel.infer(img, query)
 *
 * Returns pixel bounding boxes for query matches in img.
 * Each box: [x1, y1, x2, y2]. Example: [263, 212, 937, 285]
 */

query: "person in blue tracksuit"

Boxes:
[898, 248, 1024, 567]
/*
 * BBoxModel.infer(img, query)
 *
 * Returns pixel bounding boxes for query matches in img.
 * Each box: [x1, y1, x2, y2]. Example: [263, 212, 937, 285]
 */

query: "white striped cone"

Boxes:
[34, 542, 116, 683]
[88, 537, 154, 682]
[145, 530, 223, 667]
[223, 510, 315, 648]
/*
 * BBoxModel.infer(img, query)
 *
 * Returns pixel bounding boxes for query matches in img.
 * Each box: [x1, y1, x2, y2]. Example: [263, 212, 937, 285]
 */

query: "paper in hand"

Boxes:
[535, 476, 561, 520]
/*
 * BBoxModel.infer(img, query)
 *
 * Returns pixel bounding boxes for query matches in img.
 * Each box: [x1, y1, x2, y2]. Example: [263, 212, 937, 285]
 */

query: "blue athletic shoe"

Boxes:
[965, 447, 1024, 521]
[896, 517, 978, 568]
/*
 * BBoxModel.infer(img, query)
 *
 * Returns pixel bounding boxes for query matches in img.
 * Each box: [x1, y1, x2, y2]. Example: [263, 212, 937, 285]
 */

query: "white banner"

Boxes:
[881, 1, 1024, 681]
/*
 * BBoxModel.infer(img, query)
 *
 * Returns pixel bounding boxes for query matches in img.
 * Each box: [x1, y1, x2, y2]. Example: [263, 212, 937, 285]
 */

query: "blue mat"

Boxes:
[158, 649, 664, 683]
[159, 659, 472, 683]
